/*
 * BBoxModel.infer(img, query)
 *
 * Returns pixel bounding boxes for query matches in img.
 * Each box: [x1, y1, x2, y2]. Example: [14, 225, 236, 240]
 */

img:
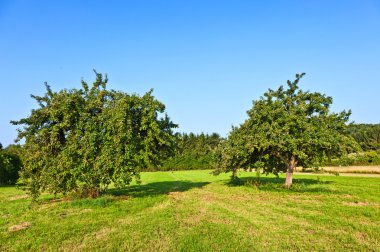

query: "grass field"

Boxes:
[1, 170, 380, 251]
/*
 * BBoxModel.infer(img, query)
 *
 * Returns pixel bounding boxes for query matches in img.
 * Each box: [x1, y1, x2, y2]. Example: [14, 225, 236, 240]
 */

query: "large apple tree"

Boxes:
[12, 71, 177, 200]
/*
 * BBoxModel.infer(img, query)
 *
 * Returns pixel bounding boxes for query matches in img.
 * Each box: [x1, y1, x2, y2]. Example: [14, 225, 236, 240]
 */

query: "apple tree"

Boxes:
[12, 71, 177, 200]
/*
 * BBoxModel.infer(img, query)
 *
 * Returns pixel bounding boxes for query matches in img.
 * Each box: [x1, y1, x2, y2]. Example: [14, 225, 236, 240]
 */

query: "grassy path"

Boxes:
[1, 170, 380, 251]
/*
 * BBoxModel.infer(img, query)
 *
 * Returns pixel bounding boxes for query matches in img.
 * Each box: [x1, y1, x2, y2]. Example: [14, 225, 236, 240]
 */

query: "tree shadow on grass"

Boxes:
[106, 180, 209, 198]
[0, 185, 17, 188]
[25, 181, 208, 208]
[229, 176, 336, 194]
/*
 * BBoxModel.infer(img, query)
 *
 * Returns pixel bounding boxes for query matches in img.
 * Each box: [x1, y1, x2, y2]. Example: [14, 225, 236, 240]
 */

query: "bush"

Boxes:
[325, 151, 380, 166]
[0, 150, 22, 185]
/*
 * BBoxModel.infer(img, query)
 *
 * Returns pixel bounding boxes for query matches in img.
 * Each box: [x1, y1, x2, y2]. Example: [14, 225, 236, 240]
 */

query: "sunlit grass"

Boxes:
[1, 170, 380, 251]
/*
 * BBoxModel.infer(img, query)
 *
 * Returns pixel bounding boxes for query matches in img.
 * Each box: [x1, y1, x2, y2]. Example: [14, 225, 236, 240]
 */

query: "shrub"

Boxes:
[326, 151, 380, 166]
[0, 150, 22, 185]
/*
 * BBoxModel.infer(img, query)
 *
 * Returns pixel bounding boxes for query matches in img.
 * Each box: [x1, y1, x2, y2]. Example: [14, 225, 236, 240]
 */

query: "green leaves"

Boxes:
[216, 73, 358, 185]
[0, 145, 23, 185]
[12, 72, 177, 200]
[347, 123, 380, 151]
[161, 133, 222, 171]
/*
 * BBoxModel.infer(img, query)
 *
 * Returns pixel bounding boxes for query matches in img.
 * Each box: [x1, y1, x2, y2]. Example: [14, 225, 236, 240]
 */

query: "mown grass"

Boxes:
[1, 170, 380, 251]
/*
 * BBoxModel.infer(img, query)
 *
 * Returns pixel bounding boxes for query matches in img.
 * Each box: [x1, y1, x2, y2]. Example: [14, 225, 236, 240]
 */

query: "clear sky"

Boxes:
[1, 0, 379, 146]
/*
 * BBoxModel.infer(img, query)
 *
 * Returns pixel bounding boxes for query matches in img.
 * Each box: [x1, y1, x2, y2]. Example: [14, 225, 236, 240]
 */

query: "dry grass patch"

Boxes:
[168, 191, 182, 200]
[322, 166, 380, 174]
[9, 195, 28, 201]
[61, 227, 116, 251]
[151, 200, 171, 210]
[8, 222, 31, 232]
[180, 207, 208, 226]
[342, 201, 371, 207]
[93, 227, 116, 240]
[290, 194, 324, 205]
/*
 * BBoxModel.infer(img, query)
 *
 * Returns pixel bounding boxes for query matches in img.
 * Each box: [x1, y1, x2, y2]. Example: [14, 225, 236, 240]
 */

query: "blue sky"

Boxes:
[1, 0, 379, 146]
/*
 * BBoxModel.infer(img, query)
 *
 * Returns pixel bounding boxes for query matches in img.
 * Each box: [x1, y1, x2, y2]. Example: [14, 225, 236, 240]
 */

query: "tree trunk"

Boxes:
[84, 187, 100, 198]
[285, 156, 297, 188]
[327, 151, 332, 164]
[232, 168, 237, 179]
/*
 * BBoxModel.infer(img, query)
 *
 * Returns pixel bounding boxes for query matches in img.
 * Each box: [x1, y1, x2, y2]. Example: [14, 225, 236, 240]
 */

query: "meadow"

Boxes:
[1, 170, 380, 251]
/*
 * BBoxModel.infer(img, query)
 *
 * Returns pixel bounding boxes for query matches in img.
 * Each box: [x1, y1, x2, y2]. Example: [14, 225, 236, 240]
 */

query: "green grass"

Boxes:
[1, 170, 380, 251]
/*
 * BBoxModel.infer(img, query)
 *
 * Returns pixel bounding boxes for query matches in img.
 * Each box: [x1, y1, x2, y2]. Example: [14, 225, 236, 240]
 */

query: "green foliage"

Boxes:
[324, 150, 380, 166]
[215, 73, 359, 186]
[213, 127, 250, 178]
[161, 133, 222, 170]
[11, 71, 177, 200]
[347, 123, 380, 151]
[0, 144, 23, 185]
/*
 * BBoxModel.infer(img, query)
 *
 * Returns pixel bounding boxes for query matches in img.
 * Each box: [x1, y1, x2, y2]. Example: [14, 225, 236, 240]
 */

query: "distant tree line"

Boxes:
[160, 132, 223, 171]
[0, 144, 23, 185]
[319, 124, 380, 166]
[347, 124, 380, 151]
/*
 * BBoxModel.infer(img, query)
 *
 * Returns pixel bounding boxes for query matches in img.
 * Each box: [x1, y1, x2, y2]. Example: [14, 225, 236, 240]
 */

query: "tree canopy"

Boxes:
[162, 132, 222, 170]
[347, 123, 380, 151]
[11, 71, 177, 199]
[0, 144, 23, 185]
[215, 73, 358, 187]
